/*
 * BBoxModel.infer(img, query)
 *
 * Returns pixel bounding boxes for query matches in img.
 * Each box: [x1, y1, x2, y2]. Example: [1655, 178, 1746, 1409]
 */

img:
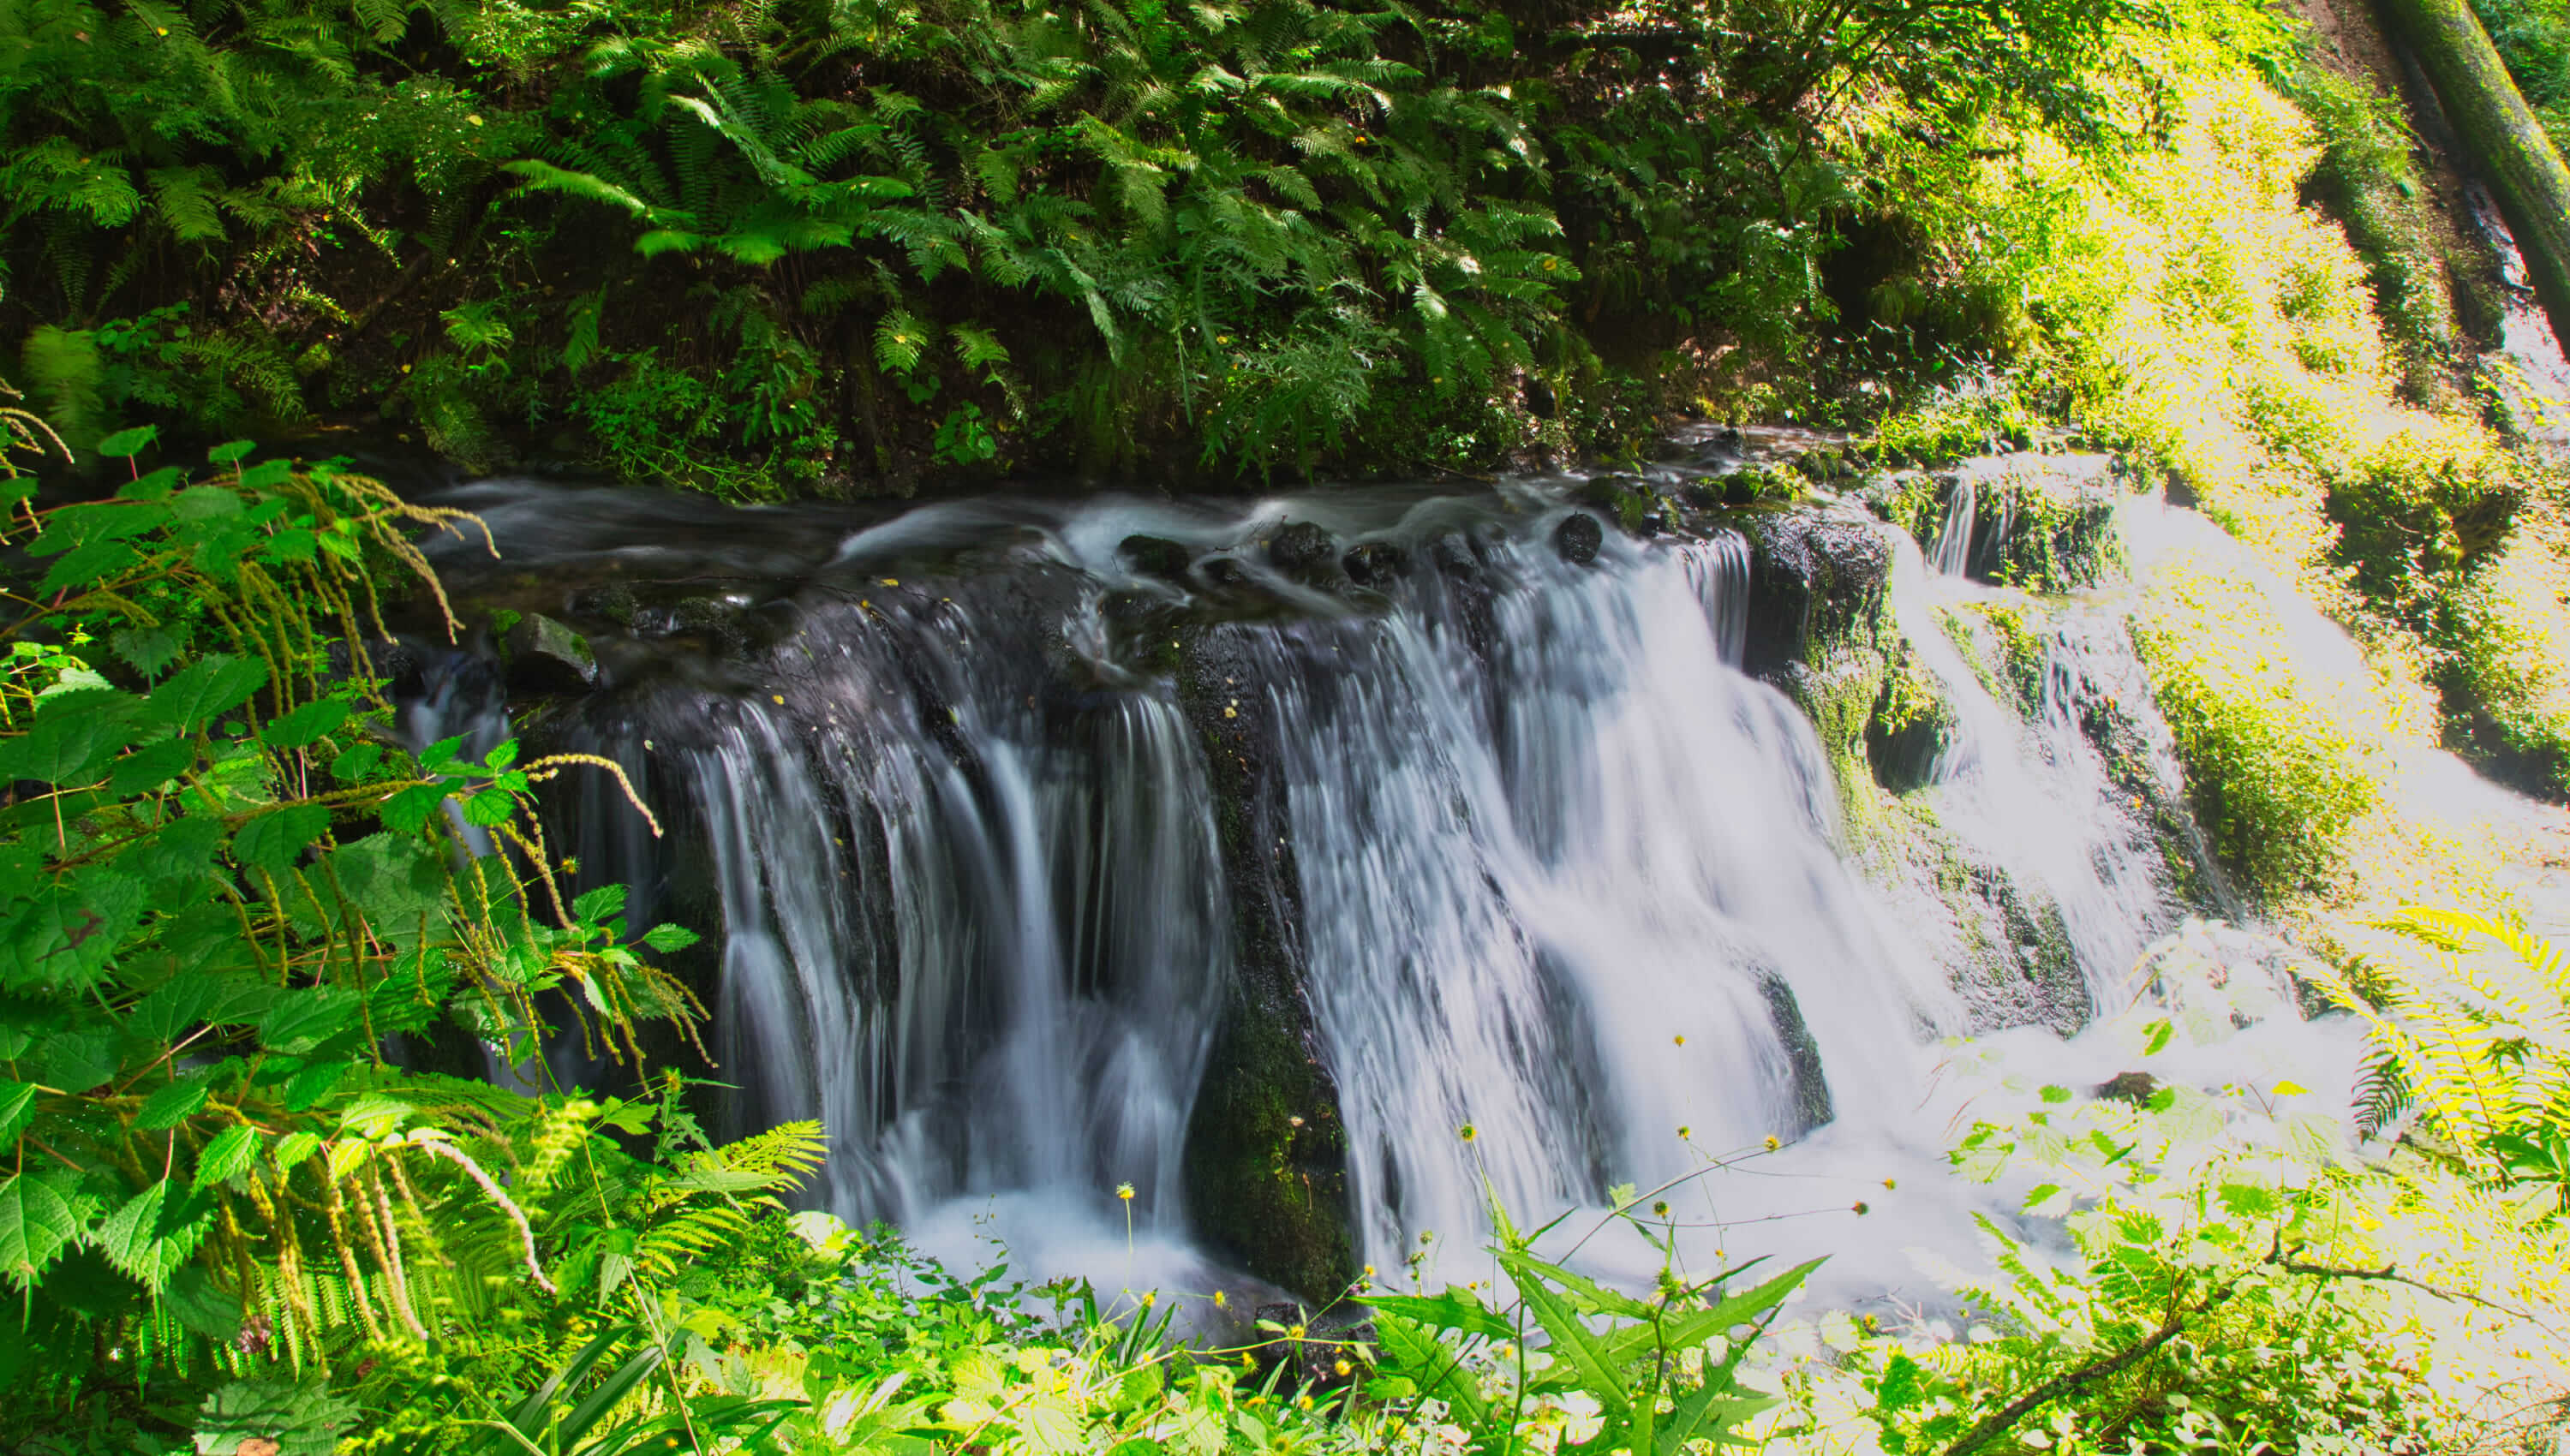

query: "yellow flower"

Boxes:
[1763, 1134, 1780, 1151]
[1457, 1124, 1477, 1143]
[1213, 1289, 1228, 1309]
[1117, 1183, 1135, 1201]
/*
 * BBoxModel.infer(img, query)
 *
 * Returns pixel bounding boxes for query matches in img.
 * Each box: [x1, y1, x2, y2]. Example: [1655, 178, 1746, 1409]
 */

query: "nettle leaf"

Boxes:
[232, 804, 332, 875]
[128, 973, 265, 1042]
[0, 870, 147, 991]
[136, 655, 267, 735]
[257, 987, 363, 1055]
[272, 1131, 321, 1173]
[96, 426, 158, 458]
[0, 694, 140, 785]
[37, 1029, 119, 1096]
[330, 742, 385, 781]
[118, 815, 225, 881]
[194, 1125, 261, 1189]
[39, 540, 142, 595]
[462, 789, 516, 826]
[136, 1073, 214, 1130]
[0, 1080, 34, 1143]
[380, 781, 457, 836]
[112, 625, 188, 679]
[260, 699, 350, 749]
[193, 1376, 360, 1456]
[282, 1061, 350, 1112]
[572, 884, 628, 922]
[641, 923, 700, 953]
[0, 1173, 100, 1289]
[111, 737, 198, 794]
[97, 1179, 215, 1292]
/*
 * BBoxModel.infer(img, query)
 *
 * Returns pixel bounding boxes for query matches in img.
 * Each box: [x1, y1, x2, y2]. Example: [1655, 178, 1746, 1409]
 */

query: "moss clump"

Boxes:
[2132, 555, 2390, 902]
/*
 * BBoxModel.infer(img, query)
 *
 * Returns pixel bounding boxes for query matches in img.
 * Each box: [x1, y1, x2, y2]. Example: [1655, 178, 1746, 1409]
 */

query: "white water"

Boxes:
[426, 467, 2564, 1310]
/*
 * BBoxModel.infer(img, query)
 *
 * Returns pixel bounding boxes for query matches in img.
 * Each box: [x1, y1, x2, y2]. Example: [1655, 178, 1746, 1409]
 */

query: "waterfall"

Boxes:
[1229, 520, 1954, 1276]
[426, 473, 2257, 1299]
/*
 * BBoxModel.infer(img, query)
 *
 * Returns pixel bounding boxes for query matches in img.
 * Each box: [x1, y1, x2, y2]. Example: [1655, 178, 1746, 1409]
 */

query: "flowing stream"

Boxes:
[413, 460, 2561, 1306]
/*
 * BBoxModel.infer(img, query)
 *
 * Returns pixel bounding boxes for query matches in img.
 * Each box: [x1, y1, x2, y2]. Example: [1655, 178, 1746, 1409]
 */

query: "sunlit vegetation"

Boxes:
[9, 0, 2570, 1443]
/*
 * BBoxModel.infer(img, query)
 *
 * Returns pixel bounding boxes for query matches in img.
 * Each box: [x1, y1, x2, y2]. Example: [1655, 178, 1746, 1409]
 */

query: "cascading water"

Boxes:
[1234, 521, 1957, 1280]
[1897, 478, 2192, 1007]
[555, 576, 1232, 1260]
[414, 462, 2426, 1304]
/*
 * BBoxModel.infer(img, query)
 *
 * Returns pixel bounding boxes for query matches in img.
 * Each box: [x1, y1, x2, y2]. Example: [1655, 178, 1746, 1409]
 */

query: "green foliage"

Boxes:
[0, 411, 731, 1443]
[2322, 907, 2570, 1204]
[0, 0, 2173, 492]
[2133, 556, 2388, 900]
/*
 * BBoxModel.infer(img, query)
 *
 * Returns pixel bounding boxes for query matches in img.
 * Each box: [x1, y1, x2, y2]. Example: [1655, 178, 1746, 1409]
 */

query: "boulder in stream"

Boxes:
[503, 612, 598, 695]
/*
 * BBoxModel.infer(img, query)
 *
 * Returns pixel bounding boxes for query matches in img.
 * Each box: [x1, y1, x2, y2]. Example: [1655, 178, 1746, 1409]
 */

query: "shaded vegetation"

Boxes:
[0, 0, 2159, 492]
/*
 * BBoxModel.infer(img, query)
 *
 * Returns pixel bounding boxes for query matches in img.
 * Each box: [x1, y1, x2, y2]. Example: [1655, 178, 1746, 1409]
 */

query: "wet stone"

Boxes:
[1553, 511, 1605, 565]
[504, 612, 598, 695]
[1266, 521, 1342, 582]
[1342, 541, 1408, 586]
[1121, 534, 1193, 582]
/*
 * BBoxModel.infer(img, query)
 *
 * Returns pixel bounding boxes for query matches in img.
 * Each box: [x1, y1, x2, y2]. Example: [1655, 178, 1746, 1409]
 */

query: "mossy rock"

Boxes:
[1868, 453, 2126, 592]
[1174, 624, 1360, 1301]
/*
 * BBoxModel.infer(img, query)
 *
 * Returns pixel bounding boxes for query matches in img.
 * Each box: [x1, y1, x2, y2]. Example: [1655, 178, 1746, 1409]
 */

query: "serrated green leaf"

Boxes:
[194, 1126, 261, 1190]
[232, 804, 332, 874]
[641, 923, 700, 953]
[135, 655, 267, 735]
[113, 625, 187, 678]
[0, 1173, 99, 1289]
[96, 1179, 214, 1292]
[137, 1076, 213, 1130]
[0, 1081, 34, 1143]
[379, 781, 455, 835]
[258, 988, 362, 1055]
[572, 884, 628, 923]
[272, 1131, 321, 1173]
[2040, 1084, 2071, 1104]
[39, 538, 141, 595]
[462, 789, 516, 826]
[330, 742, 385, 781]
[119, 815, 224, 881]
[261, 699, 350, 749]
[0, 870, 146, 990]
[208, 439, 256, 464]
[111, 737, 198, 793]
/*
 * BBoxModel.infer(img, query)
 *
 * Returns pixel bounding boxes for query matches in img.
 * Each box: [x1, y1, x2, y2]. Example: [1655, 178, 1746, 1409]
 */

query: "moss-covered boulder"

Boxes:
[1738, 508, 1898, 806]
[1864, 453, 2126, 591]
[1174, 624, 1360, 1302]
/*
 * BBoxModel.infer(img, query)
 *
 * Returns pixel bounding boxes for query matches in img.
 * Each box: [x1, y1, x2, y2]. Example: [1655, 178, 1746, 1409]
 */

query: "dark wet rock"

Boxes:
[1178, 625, 1360, 1301]
[1202, 557, 1257, 589]
[504, 612, 598, 695]
[566, 582, 640, 628]
[1739, 510, 1893, 683]
[1430, 532, 1479, 579]
[329, 636, 427, 697]
[1120, 534, 1194, 582]
[1342, 541, 1408, 586]
[2095, 1071, 2161, 1105]
[1760, 976, 1835, 1133]
[1553, 510, 1605, 565]
[1266, 521, 1342, 583]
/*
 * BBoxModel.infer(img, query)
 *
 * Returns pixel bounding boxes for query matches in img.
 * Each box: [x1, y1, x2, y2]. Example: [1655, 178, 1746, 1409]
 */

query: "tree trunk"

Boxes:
[2382, 0, 2570, 345]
